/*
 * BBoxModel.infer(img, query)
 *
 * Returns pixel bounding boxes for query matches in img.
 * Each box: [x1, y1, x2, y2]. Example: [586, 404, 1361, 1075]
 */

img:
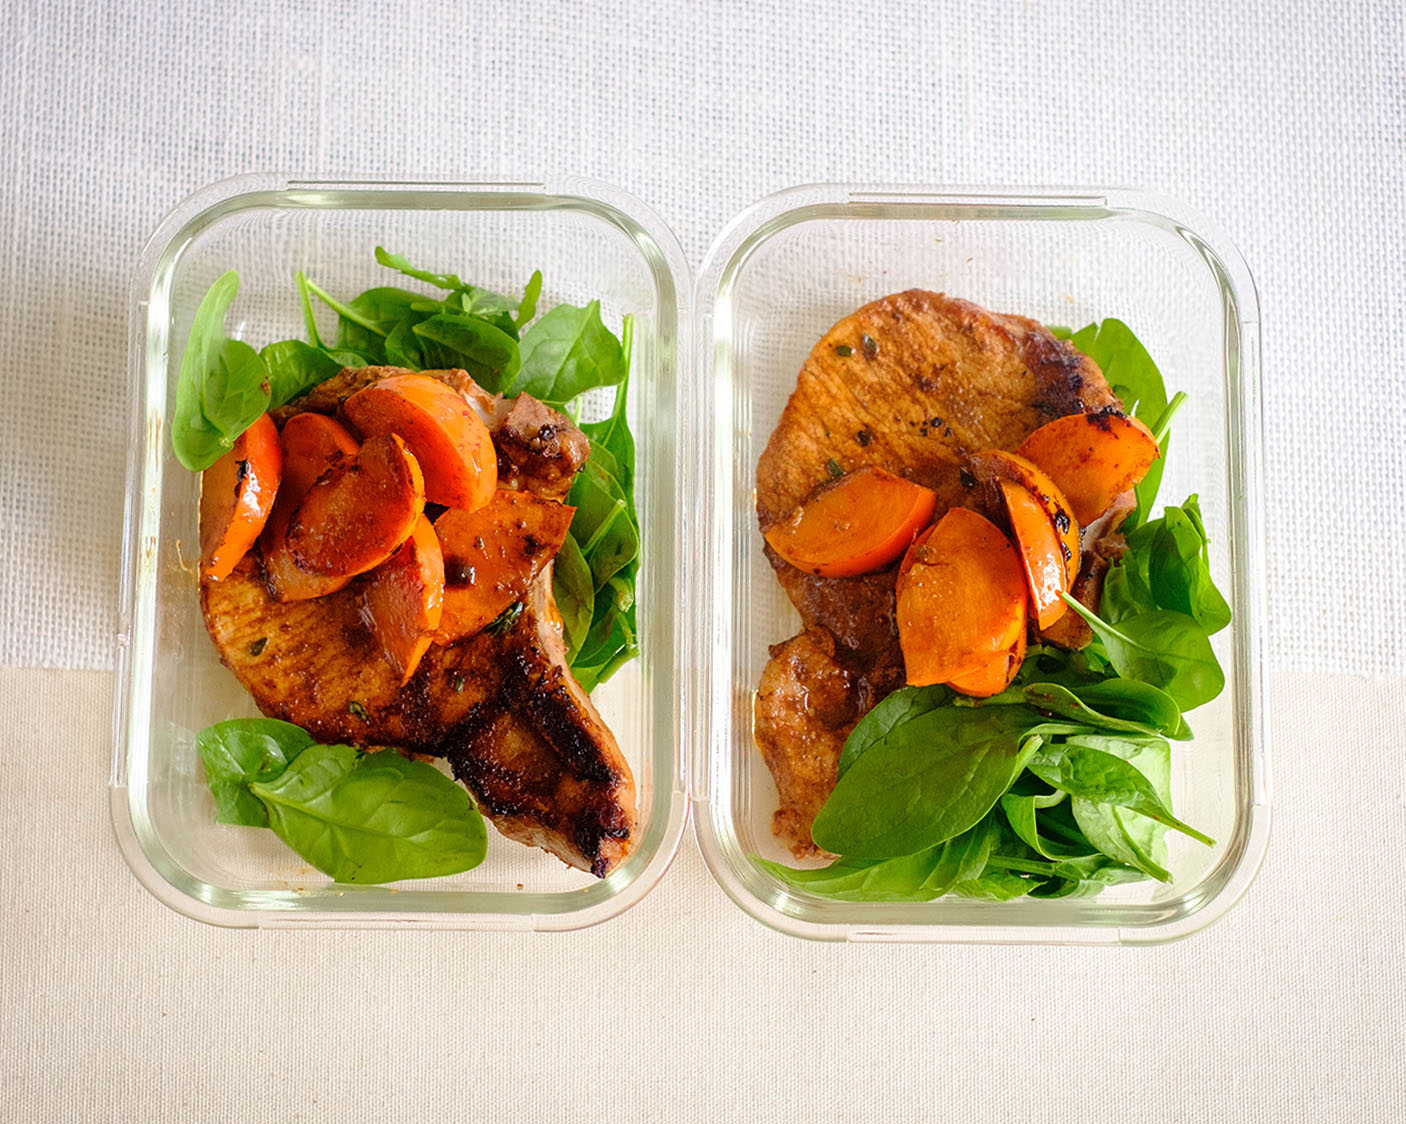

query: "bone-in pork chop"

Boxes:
[753, 292, 1121, 856]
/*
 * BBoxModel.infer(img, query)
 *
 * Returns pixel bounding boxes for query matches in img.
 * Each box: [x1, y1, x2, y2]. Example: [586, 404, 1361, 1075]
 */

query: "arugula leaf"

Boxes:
[248, 745, 487, 884]
[171, 272, 273, 471]
[1061, 597, 1225, 711]
[196, 718, 316, 827]
[811, 703, 1044, 858]
[511, 301, 627, 404]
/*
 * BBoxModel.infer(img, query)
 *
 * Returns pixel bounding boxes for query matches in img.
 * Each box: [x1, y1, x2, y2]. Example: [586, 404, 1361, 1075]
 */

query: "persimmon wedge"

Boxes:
[895, 507, 1027, 687]
[947, 617, 1027, 698]
[764, 466, 937, 578]
[285, 433, 425, 579]
[1015, 412, 1159, 526]
[363, 514, 445, 683]
[967, 449, 1080, 586]
[434, 489, 576, 642]
[999, 480, 1070, 630]
[342, 374, 497, 512]
[260, 413, 361, 602]
[200, 412, 282, 582]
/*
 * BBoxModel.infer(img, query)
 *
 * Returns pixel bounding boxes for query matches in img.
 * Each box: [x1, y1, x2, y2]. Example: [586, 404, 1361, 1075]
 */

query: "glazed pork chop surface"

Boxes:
[753, 291, 1122, 858]
[204, 366, 633, 878]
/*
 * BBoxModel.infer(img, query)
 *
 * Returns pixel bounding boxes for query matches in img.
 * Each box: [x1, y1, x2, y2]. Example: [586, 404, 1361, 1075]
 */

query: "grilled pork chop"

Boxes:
[204, 368, 633, 877]
[753, 292, 1123, 856]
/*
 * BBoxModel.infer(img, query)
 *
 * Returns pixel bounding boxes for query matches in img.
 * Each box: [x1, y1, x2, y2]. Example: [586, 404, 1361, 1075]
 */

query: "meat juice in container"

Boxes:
[114, 179, 1268, 939]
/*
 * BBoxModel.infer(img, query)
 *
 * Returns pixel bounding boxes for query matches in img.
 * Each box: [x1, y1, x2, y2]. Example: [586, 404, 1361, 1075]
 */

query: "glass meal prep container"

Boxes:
[114, 178, 1268, 941]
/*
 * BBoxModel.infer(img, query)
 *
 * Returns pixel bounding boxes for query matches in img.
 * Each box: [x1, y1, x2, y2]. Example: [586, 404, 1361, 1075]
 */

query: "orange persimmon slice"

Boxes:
[895, 507, 1027, 687]
[342, 374, 497, 512]
[260, 413, 361, 602]
[764, 466, 937, 578]
[285, 433, 425, 579]
[200, 412, 283, 582]
[363, 514, 445, 683]
[434, 489, 576, 642]
[968, 449, 1080, 587]
[947, 616, 1028, 698]
[1000, 480, 1070, 630]
[1015, 412, 1159, 526]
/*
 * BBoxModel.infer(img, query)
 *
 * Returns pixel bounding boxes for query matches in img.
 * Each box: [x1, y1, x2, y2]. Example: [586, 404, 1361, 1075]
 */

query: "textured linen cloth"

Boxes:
[1, 1, 1403, 1121]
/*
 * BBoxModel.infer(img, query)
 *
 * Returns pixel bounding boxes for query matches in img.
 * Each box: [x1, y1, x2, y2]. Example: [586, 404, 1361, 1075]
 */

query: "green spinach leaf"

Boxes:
[248, 745, 487, 884]
[1061, 597, 1225, 711]
[511, 301, 627, 404]
[260, 339, 342, 409]
[1028, 742, 1214, 846]
[196, 718, 316, 827]
[811, 703, 1044, 858]
[171, 272, 272, 471]
[412, 312, 521, 392]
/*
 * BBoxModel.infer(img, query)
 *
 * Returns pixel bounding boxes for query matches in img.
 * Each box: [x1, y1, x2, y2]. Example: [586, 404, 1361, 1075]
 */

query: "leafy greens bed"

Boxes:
[759, 320, 1232, 903]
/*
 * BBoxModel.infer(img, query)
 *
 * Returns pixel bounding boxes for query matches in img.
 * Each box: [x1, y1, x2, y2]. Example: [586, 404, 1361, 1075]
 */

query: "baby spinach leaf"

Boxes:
[568, 461, 639, 591]
[811, 703, 1044, 858]
[373, 246, 471, 293]
[1028, 743, 1214, 846]
[515, 270, 542, 329]
[1061, 597, 1224, 711]
[511, 301, 627, 404]
[1000, 793, 1101, 860]
[1072, 800, 1171, 882]
[196, 718, 316, 827]
[758, 816, 997, 902]
[248, 745, 487, 884]
[1066, 678, 1188, 740]
[551, 533, 595, 661]
[412, 313, 521, 392]
[171, 272, 273, 471]
[837, 684, 954, 778]
[384, 316, 426, 368]
[1021, 682, 1171, 738]
[1147, 498, 1232, 635]
[260, 339, 342, 408]
[949, 868, 1042, 901]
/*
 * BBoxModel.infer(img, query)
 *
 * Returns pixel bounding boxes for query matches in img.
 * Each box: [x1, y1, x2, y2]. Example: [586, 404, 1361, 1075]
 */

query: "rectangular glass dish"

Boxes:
[114, 177, 692, 929]
[691, 186, 1269, 943]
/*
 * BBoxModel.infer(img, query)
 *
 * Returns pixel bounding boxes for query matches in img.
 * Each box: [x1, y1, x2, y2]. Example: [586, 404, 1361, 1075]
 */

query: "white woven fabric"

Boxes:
[0, 0, 1402, 674]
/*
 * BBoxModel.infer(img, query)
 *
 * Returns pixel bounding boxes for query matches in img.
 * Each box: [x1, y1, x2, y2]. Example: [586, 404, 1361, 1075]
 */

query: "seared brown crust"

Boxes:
[201, 562, 637, 877]
[763, 543, 899, 666]
[755, 291, 1117, 534]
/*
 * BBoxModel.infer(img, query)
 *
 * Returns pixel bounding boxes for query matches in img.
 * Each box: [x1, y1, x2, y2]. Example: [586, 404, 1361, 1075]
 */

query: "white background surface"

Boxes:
[1, 1, 1403, 1120]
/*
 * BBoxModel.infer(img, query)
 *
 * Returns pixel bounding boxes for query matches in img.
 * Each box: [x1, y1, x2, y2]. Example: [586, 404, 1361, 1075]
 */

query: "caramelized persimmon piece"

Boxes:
[1000, 480, 1069, 630]
[285, 433, 425, 579]
[200, 413, 282, 582]
[895, 507, 1027, 687]
[434, 489, 575, 642]
[342, 374, 497, 512]
[363, 515, 445, 683]
[763, 466, 937, 578]
[260, 413, 361, 602]
[947, 618, 1027, 698]
[1015, 412, 1159, 526]
[968, 449, 1079, 586]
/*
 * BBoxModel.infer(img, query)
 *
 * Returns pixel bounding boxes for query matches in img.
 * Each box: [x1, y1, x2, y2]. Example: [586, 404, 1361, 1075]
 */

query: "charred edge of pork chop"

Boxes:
[200, 561, 638, 877]
[754, 628, 903, 860]
[442, 576, 636, 877]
